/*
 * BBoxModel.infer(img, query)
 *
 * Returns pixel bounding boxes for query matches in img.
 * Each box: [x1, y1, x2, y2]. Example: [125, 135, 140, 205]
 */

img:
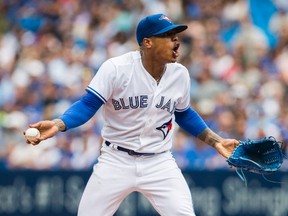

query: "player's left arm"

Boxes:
[197, 127, 239, 158]
[175, 108, 239, 158]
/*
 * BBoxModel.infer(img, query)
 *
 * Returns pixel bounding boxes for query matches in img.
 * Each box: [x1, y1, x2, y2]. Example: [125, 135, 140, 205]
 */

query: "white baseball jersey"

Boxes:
[87, 50, 190, 153]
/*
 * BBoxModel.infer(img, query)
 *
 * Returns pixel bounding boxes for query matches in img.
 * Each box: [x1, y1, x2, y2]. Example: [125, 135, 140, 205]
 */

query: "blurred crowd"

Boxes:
[0, 0, 288, 171]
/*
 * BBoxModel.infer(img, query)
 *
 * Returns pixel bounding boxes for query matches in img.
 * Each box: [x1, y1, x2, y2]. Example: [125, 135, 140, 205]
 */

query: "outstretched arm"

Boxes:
[175, 108, 239, 158]
[197, 127, 238, 158]
[24, 91, 104, 145]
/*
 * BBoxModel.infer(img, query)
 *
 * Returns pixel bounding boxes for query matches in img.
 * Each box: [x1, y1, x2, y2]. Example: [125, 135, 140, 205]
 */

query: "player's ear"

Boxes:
[142, 38, 152, 48]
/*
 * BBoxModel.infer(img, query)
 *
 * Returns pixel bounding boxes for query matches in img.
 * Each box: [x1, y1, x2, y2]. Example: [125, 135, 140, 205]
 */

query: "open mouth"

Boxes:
[172, 44, 180, 58]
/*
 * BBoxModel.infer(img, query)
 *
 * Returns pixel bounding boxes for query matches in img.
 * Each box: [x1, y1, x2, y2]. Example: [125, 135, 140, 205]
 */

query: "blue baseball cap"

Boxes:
[136, 14, 188, 45]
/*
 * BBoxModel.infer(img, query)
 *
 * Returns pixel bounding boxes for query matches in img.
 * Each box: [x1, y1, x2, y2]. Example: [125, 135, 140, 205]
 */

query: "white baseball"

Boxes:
[25, 128, 40, 141]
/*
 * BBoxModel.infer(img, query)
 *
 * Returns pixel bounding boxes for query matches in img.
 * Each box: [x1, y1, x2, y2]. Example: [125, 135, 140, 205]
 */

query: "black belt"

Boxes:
[105, 141, 157, 156]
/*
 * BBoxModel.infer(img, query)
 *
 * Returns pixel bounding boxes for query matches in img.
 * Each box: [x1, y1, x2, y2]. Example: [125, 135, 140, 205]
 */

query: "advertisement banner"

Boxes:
[0, 170, 288, 216]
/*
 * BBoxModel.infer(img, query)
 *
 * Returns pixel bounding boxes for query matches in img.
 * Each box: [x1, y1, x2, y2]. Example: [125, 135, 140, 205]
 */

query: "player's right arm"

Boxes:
[25, 91, 104, 145]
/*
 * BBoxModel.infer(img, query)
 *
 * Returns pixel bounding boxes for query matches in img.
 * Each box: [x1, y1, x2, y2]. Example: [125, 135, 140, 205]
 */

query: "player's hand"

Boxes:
[214, 139, 239, 159]
[23, 120, 60, 145]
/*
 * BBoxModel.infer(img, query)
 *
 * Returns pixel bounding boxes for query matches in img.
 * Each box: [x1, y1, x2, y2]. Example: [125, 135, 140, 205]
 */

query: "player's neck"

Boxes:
[142, 59, 167, 83]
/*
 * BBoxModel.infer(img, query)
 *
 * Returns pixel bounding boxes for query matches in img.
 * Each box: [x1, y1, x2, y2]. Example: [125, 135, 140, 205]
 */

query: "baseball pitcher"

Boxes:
[24, 14, 239, 216]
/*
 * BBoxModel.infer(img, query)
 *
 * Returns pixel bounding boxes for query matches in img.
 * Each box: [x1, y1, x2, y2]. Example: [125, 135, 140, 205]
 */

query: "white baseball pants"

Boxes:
[78, 144, 195, 216]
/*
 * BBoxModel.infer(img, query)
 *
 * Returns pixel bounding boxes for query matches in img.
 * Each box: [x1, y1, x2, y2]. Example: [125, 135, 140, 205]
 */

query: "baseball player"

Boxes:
[24, 14, 239, 216]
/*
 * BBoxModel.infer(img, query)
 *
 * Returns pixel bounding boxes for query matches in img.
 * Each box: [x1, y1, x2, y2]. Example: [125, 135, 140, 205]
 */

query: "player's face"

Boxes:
[150, 30, 181, 63]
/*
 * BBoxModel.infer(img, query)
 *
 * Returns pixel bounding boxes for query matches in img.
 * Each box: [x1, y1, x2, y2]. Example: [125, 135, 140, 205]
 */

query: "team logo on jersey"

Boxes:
[156, 118, 172, 140]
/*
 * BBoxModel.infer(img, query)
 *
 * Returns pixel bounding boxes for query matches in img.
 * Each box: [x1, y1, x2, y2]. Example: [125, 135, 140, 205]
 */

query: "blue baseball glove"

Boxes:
[227, 136, 285, 174]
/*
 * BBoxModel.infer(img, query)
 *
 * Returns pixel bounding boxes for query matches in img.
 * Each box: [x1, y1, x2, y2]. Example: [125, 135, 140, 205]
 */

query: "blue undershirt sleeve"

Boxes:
[58, 91, 104, 130]
[175, 107, 208, 137]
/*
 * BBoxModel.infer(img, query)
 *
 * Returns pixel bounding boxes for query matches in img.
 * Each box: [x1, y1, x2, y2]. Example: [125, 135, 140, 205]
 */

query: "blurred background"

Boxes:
[1, 0, 288, 215]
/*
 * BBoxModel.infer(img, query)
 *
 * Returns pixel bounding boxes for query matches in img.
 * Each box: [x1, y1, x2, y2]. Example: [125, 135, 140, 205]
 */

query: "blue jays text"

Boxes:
[112, 96, 176, 115]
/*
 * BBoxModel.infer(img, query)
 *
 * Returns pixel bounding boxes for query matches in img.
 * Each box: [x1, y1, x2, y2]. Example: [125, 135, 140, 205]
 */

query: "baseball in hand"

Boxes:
[25, 128, 40, 141]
